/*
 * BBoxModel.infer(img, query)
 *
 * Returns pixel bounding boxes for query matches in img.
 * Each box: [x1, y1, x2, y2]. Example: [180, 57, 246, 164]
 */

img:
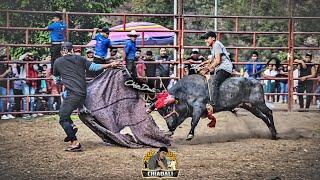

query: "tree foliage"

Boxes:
[0, 0, 125, 58]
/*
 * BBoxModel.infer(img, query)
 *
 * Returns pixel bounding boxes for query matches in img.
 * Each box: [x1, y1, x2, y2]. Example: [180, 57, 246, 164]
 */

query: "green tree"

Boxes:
[0, 0, 125, 58]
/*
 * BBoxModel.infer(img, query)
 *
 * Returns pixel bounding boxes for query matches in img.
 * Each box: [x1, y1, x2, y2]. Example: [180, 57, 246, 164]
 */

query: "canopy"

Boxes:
[86, 22, 175, 46]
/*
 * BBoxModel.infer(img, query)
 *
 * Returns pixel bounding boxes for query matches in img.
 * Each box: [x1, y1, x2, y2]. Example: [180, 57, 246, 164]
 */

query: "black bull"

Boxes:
[157, 74, 277, 140]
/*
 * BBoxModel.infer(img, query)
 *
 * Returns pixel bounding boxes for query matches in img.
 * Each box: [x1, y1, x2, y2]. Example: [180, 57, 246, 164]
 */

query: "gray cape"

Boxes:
[78, 69, 171, 148]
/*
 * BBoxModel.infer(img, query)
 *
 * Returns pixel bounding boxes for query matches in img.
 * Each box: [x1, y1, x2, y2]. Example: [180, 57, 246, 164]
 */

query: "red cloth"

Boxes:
[154, 91, 175, 109]
[207, 113, 216, 128]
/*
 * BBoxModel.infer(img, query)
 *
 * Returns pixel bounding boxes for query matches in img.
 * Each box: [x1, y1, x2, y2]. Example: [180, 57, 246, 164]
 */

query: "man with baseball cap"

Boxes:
[200, 31, 233, 111]
[185, 48, 205, 75]
[91, 27, 112, 77]
[53, 42, 121, 151]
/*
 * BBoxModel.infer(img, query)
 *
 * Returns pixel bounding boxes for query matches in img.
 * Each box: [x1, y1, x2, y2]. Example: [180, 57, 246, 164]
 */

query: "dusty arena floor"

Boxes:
[0, 109, 320, 179]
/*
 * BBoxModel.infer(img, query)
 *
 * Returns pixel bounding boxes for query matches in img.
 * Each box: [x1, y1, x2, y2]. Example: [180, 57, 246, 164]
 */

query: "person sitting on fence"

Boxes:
[47, 13, 66, 71]
[91, 27, 113, 77]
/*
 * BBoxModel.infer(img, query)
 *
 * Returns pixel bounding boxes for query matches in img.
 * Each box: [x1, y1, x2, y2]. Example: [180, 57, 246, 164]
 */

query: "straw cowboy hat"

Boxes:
[127, 30, 140, 37]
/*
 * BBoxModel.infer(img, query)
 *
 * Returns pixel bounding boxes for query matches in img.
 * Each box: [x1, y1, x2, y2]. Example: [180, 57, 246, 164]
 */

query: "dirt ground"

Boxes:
[0, 109, 320, 180]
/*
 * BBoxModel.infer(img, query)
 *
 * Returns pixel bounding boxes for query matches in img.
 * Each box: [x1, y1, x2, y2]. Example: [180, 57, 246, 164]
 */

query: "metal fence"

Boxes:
[0, 8, 319, 115]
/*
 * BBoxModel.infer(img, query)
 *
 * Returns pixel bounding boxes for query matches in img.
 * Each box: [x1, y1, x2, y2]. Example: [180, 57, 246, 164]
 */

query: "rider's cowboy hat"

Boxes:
[127, 30, 140, 37]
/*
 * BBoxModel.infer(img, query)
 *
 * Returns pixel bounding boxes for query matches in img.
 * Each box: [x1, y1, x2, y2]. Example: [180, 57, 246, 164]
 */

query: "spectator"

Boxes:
[38, 64, 48, 93]
[106, 48, 120, 61]
[135, 49, 146, 82]
[11, 62, 23, 114]
[155, 48, 173, 89]
[144, 51, 157, 88]
[263, 64, 278, 103]
[278, 61, 289, 103]
[293, 64, 299, 104]
[85, 49, 94, 61]
[46, 63, 61, 112]
[124, 30, 139, 83]
[19, 52, 39, 119]
[185, 48, 205, 75]
[74, 47, 82, 56]
[0, 56, 15, 119]
[295, 53, 317, 110]
[47, 13, 66, 70]
[244, 51, 264, 79]
[315, 66, 320, 109]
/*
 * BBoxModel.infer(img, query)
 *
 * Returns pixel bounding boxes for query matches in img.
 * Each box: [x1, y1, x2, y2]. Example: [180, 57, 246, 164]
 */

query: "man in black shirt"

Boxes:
[294, 53, 317, 110]
[144, 51, 157, 88]
[185, 48, 205, 75]
[53, 42, 121, 151]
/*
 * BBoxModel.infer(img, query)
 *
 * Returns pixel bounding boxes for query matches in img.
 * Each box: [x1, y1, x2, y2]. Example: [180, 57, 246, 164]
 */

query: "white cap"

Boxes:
[127, 30, 140, 37]
[191, 48, 199, 52]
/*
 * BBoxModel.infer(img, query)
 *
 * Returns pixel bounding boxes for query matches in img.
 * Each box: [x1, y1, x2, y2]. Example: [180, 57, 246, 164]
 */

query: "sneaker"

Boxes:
[64, 143, 82, 152]
[37, 113, 44, 117]
[31, 114, 38, 118]
[7, 114, 15, 119]
[1, 115, 10, 120]
[22, 114, 31, 119]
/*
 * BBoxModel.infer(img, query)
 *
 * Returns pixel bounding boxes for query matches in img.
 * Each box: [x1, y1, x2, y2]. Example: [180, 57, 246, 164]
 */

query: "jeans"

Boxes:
[59, 90, 85, 141]
[48, 96, 61, 111]
[209, 70, 232, 106]
[125, 60, 137, 81]
[280, 82, 288, 102]
[22, 83, 36, 112]
[50, 43, 62, 71]
[0, 87, 14, 113]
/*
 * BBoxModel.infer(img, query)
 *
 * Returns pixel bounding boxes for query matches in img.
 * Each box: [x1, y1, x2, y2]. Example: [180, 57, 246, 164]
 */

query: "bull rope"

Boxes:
[158, 76, 168, 92]
[205, 75, 213, 102]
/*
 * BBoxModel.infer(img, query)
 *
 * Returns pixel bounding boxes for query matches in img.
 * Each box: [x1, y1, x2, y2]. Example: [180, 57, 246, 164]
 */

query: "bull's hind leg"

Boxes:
[242, 104, 276, 140]
[186, 103, 206, 141]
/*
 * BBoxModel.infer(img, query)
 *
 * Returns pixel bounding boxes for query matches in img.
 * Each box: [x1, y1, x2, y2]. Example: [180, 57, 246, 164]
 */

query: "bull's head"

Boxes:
[157, 100, 190, 132]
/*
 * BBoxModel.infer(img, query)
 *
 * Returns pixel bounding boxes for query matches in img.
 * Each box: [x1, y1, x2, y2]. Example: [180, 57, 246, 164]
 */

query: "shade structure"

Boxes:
[87, 22, 175, 46]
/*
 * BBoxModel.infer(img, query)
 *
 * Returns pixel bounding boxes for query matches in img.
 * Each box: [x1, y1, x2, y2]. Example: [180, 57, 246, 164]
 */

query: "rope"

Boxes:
[205, 75, 213, 101]
[158, 76, 168, 92]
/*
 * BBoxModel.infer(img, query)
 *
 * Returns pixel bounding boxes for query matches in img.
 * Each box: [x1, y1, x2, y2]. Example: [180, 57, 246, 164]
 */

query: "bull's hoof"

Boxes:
[165, 131, 174, 136]
[186, 134, 194, 141]
[270, 128, 277, 140]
